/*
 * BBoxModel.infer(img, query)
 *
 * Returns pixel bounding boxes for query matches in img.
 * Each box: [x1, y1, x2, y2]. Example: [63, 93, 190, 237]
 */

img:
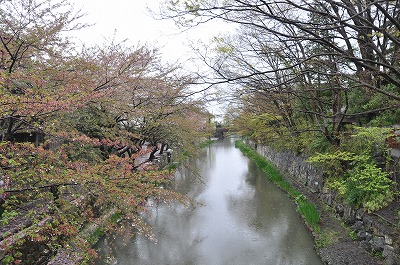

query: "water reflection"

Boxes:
[95, 137, 322, 265]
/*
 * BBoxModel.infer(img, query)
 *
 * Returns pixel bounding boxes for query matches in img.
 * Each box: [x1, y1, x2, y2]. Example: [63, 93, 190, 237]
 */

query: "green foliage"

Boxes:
[2, 255, 15, 265]
[110, 212, 123, 223]
[369, 108, 400, 126]
[212, 36, 235, 54]
[308, 150, 358, 164]
[233, 109, 333, 155]
[348, 84, 400, 126]
[296, 195, 321, 232]
[63, 142, 104, 163]
[307, 151, 358, 177]
[371, 250, 384, 258]
[198, 139, 215, 148]
[343, 163, 394, 212]
[246, 113, 289, 149]
[67, 104, 116, 140]
[0, 209, 18, 225]
[233, 112, 287, 148]
[309, 126, 395, 212]
[349, 230, 357, 241]
[307, 132, 332, 154]
[343, 126, 392, 156]
[315, 229, 340, 249]
[88, 228, 105, 245]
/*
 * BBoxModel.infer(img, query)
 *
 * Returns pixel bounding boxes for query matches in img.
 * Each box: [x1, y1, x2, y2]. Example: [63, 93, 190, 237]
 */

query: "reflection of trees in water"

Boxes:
[95, 203, 206, 265]
[226, 161, 290, 245]
[226, 158, 313, 260]
[94, 234, 136, 265]
[174, 161, 208, 201]
[95, 139, 321, 265]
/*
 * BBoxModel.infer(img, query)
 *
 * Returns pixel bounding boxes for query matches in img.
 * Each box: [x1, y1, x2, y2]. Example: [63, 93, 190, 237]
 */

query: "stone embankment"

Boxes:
[246, 140, 400, 265]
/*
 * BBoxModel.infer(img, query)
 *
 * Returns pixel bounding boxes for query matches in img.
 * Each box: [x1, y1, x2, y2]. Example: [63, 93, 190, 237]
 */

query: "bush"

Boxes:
[309, 126, 395, 212]
[343, 163, 394, 212]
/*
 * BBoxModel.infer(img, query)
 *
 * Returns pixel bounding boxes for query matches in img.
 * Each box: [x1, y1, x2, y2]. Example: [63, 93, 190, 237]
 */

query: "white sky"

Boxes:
[69, 0, 227, 64]
[69, 0, 231, 118]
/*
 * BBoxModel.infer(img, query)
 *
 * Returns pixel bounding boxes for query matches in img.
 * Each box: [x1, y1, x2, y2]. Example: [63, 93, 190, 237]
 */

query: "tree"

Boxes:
[0, 0, 98, 142]
[161, 0, 400, 146]
[161, 1, 399, 214]
[0, 1, 210, 263]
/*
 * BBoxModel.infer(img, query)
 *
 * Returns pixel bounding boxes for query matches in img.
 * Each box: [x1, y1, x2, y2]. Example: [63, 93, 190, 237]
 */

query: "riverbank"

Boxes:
[285, 166, 385, 265]
[94, 137, 322, 264]
[235, 140, 394, 265]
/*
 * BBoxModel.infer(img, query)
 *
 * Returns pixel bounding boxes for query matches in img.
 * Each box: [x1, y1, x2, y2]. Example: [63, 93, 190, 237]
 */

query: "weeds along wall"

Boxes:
[244, 139, 399, 264]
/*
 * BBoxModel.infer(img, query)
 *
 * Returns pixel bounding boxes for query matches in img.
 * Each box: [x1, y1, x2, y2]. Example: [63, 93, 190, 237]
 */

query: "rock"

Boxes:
[366, 233, 373, 242]
[363, 216, 374, 232]
[359, 240, 371, 251]
[383, 245, 397, 265]
[343, 206, 356, 225]
[336, 204, 344, 217]
[351, 221, 364, 232]
[385, 235, 393, 245]
[321, 193, 332, 205]
[357, 231, 372, 242]
[383, 245, 394, 258]
[356, 209, 365, 220]
[320, 241, 382, 265]
[384, 256, 397, 265]
[357, 230, 368, 241]
[369, 237, 385, 253]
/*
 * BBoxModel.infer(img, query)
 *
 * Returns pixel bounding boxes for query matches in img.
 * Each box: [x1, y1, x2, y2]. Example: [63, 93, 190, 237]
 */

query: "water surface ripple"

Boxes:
[95, 137, 323, 265]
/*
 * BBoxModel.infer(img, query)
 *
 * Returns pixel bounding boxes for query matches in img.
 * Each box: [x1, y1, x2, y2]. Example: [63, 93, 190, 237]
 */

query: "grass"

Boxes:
[296, 196, 321, 232]
[315, 229, 340, 248]
[235, 140, 321, 232]
[88, 212, 122, 245]
[198, 139, 216, 148]
[88, 227, 105, 245]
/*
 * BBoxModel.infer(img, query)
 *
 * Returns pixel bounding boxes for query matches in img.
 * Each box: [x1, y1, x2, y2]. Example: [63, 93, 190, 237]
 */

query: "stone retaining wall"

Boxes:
[245, 140, 400, 265]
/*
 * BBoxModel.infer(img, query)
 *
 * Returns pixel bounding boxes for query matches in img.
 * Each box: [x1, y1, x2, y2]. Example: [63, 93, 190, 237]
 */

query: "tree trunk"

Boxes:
[148, 146, 158, 161]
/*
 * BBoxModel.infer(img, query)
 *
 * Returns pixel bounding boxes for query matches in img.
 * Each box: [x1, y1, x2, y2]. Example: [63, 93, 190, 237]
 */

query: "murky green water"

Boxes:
[95, 137, 323, 265]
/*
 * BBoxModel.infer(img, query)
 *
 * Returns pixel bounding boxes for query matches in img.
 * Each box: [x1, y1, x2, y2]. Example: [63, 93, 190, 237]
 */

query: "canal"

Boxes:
[95, 137, 323, 265]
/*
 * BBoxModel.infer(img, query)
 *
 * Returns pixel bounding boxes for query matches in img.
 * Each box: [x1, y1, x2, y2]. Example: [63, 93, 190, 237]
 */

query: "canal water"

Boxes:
[95, 137, 323, 265]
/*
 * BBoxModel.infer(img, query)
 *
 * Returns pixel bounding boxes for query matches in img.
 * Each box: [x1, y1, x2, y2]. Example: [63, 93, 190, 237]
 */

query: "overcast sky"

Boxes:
[69, 0, 231, 118]
[69, 0, 229, 64]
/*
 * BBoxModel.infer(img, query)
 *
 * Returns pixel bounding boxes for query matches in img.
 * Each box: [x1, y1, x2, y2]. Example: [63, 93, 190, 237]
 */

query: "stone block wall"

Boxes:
[246, 140, 324, 193]
[245, 140, 400, 264]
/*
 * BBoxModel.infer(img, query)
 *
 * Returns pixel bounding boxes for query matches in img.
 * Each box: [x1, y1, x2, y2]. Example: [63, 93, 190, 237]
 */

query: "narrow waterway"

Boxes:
[95, 137, 323, 265]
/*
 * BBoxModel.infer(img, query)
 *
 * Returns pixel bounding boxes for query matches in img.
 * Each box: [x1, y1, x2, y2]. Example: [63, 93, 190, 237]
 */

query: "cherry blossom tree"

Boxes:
[0, 1, 210, 263]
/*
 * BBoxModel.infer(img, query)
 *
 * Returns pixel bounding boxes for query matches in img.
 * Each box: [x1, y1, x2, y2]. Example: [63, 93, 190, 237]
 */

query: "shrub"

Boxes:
[309, 126, 395, 212]
[343, 163, 394, 212]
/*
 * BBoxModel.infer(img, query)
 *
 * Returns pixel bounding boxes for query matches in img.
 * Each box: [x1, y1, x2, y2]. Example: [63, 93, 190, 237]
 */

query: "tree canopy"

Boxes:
[162, 0, 400, 146]
[0, 0, 211, 263]
[161, 0, 399, 212]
